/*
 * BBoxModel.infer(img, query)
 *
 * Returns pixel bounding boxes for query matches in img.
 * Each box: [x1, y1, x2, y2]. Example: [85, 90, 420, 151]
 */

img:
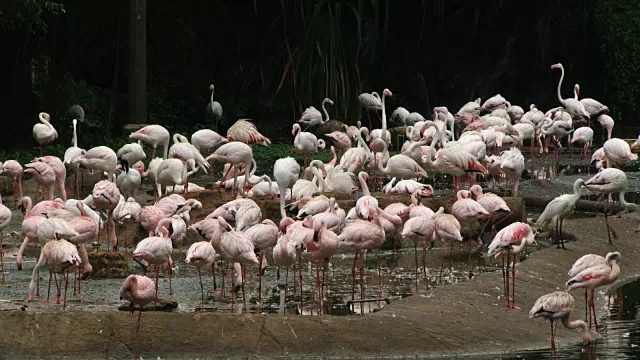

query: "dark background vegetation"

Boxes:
[1, 0, 639, 154]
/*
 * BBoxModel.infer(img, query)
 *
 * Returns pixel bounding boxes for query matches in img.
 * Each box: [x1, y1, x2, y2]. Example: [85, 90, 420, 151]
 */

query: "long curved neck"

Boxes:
[377, 142, 389, 174]
[381, 92, 388, 130]
[210, 86, 215, 107]
[321, 99, 330, 123]
[72, 122, 78, 148]
[309, 165, 325, 192]
[358, 174, 371, 196]
[357, 128, 367, 148]
[162, 142, 169, 159]
[556, 66, 565, 104]
[561, 317, 590, 343]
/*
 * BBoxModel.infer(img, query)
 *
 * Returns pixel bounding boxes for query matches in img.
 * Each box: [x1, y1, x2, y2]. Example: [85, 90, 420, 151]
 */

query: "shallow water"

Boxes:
[472, 279, 640, 359]
[0, 242, 496, 315]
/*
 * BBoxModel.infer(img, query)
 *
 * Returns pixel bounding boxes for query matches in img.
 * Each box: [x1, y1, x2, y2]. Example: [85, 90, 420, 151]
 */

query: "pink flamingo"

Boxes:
[570, 127, 594, 160]
[487, 222, 536, 309]
[185, 241, 218, 306]
[469, 185, 511, 238]
[28, 234, 81, 310]
[338, 207, 399, 308]
[451, 189, 490, 250]
[242, 219, 278, 303]
[550, 63, 590, 124]
[119, 274, 157, 339]
[16, 196, 66, 270]
[129, 124, 170, 159]
[567, 251, 620, 329]
[132, 218, 173, 304]
[34, 156, 67, 201]
[326, 130, 352, 153]
[226, 119, 271, 146]
[597, 114, 614, 143]
[206, 141, 255, 196]
[567, 251, 620, 328]
[0, 194, 11, 282]
[584, 168, 637, 243]
[433, 207, 463, 283]
[68, 201, 99, 281]
[291, 123, 326, 167]
[91, 180, 121, 251]
[191, 129, 228, 156]
[529, 291, 592, 354]
[500, 147, 525, 196]
[603, 138, 637, 168]
[24, 161, 55, 200]
[71, 146, 118, 181]
[217, 217, 260, 313]
[306, 225, 339, 302]
[0, 160, 23, 208]
[138, 205, 166, 237]
[273, 232, 297, 313]
[401, 214, 435, 291]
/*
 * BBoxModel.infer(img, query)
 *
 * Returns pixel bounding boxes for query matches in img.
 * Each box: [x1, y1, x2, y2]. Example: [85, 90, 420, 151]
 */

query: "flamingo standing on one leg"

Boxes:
[119, 274, 157, 360]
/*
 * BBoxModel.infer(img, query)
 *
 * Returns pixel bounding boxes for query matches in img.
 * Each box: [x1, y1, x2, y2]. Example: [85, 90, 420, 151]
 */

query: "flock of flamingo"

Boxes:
[0, 62, 637, 353]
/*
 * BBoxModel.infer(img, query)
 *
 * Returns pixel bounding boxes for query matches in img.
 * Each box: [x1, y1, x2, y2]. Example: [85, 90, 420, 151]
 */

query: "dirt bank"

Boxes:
[0, 215, 635, 359]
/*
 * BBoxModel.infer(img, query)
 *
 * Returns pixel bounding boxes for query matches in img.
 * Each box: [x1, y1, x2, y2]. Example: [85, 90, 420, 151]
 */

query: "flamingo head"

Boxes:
[317, 139, 326, 150]
[420, 185, 435, 197]
[550, 63, 562, 70]
[383, 88, 393, 98]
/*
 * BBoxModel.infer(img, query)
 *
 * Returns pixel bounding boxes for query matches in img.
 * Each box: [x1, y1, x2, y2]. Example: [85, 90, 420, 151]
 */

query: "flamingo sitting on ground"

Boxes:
[529, 291, 592, 354]
[298, 98, 334, 129]
[129, 124, 170, 159]
[487, 222, 536, 309]
[226, 119, 271, 146]
[567, 251, 621, 329]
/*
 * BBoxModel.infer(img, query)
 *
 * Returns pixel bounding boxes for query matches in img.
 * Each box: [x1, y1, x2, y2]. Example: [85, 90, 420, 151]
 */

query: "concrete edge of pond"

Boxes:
[1, 216, 637, 360]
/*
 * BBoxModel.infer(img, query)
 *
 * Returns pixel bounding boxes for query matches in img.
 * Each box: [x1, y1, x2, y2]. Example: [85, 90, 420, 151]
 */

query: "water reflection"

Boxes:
[472, 280, 640, 359]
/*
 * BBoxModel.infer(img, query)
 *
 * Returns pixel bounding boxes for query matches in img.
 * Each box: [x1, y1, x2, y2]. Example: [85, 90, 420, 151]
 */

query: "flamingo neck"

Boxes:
[556, 66, 565, 104]
[377, 142, 389, 174]
[321, 100, 330, 123]
[310, 165, 325, 192]
[72, 122, 78, 148]
[358, 174, 371, 196]
[381, 93, 388, 130]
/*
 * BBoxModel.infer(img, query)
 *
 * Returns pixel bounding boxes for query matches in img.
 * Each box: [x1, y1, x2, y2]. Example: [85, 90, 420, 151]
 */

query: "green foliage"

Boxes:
[0, 0, 64, 34]
[593, 0, 640, 122]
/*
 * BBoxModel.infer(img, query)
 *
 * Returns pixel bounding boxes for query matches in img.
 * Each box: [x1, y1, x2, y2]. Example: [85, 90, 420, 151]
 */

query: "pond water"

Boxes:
[472, 279, 640, 359]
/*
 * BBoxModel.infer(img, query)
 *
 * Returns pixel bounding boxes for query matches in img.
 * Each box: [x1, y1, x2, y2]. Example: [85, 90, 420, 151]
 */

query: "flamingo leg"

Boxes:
[590, 290, 599, 329]
[154, 265, 159, 307]
[359, 250, 365, 315]
[604, 197, 614, 245]
[351, 251, 358, 310]
[414, 241, 419, 293]
[501, 254, 507, 301]
[220, 260, 226, 299]
[258, 253, 264, 304]
[46, 267, 53, 304]
[377, 254, 382, 300]
[510, 255, 520, 310]
[439, 242, 445, 284]
[550, 320, 556, 354]
[211, 262, 217, 292]
[63, 269, 69, 310]
[421, 239, 428, 288]
[585, 289, 590, 327]
[168, 259, 173, 296]
[298, 255, 303, 306]
[198, 267, 204, 307]
[505, 253, 511, 305]
[241, 263, 247, 313]
[0, 233, 4, 284]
